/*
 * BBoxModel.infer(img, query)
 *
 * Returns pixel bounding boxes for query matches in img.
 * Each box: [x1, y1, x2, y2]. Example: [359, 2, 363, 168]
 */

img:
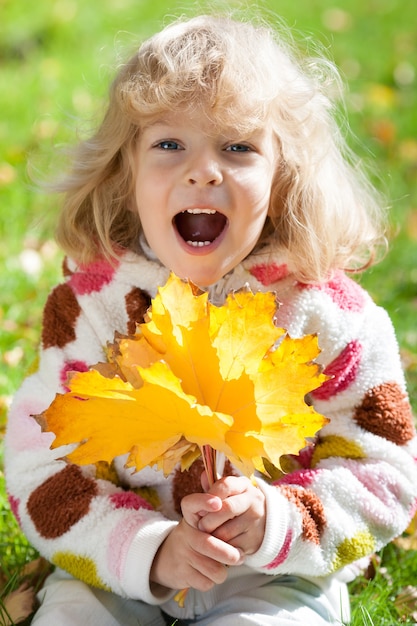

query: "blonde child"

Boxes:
[5, 13, 417, 626]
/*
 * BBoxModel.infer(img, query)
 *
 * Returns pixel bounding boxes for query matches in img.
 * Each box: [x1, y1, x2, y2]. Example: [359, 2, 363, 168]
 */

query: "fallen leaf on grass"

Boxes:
[1, 583, 36, 625]
[394, 585, 417, 622]
[20, 557, 52, 591]
[0, 558, 52, 625]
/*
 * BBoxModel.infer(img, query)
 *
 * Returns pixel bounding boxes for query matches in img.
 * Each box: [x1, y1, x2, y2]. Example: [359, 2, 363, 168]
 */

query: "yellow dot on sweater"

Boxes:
[332, 531, 375, 571]
[53, 552, 110, 591]
[27, 356, 40, 376]
[95, 460, 120, 485]
[312, 435, 365, 465]
[134, 485, 161, 509]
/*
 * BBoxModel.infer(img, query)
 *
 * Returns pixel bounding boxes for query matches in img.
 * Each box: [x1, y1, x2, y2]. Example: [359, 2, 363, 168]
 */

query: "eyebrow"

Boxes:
[142, 117, 172, 130]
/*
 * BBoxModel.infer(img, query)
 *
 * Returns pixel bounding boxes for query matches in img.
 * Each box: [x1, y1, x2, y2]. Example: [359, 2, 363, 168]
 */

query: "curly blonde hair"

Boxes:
[54, 13, 387, 283]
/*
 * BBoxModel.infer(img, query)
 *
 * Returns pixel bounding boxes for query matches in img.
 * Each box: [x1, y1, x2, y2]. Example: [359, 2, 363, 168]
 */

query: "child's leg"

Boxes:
[191, 575, 350, 625]
[31, 568, 166, 626]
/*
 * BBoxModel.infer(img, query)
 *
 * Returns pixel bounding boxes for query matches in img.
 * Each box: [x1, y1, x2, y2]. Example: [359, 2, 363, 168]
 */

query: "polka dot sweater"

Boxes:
[5, 248, 417, 607]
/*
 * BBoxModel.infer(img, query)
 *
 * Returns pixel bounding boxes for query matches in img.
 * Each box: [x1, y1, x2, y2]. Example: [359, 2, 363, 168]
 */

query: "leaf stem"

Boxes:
[201, 445, 217, 488]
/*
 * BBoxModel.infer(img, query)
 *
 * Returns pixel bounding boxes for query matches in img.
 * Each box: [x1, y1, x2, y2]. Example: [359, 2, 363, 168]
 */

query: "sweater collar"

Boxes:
[138, 234, 294, 304]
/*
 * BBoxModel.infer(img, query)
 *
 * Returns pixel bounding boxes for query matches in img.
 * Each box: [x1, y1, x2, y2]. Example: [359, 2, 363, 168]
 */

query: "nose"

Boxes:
[186, 152, 223, 186]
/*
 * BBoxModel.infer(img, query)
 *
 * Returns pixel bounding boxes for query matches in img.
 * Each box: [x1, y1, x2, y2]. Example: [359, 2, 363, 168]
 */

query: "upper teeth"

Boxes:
[184, 209, 216, 214]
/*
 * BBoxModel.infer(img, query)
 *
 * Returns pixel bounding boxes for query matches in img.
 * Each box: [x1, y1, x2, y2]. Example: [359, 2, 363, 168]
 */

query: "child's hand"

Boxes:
[150, 492, 242, 594]
[198, 475, 266, 556]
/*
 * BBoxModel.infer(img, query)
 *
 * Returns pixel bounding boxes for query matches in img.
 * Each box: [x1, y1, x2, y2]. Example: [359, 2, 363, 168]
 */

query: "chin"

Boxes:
[186, 275, 221, 288]
[173, 267, 224, 288]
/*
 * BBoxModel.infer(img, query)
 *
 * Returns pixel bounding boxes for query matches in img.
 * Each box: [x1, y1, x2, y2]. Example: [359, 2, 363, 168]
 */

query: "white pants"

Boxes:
[32, 568, 350, 625]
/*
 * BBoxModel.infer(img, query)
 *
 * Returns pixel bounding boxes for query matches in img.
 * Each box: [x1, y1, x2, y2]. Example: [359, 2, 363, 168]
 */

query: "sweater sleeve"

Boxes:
[245, 271, 417, 577]
[4, 260, 176, 603]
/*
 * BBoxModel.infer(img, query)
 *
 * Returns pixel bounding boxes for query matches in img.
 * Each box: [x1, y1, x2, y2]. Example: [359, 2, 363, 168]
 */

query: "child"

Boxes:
[5, 13, 417, 626]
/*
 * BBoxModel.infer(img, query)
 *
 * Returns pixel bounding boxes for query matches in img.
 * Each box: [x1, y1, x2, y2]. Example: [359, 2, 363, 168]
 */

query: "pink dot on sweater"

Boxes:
[60, 360, 89, 390]
[300, 271, 366, 312]
[296, 445, 315, 469]
[249, 262, 289, 286]
[110, 491, 153, 511]
[8, 494, 21, 525]
[276, 468, 320, 489]
[312, 339, 363, 400]
[68, 259, 117, 295]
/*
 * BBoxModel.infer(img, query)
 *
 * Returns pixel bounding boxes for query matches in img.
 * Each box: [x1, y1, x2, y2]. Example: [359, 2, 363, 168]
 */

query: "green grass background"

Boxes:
[1, 0, 416, 623]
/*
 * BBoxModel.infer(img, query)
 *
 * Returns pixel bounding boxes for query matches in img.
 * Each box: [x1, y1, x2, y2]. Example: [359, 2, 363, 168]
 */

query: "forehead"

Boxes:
[141, 106, 269, 138]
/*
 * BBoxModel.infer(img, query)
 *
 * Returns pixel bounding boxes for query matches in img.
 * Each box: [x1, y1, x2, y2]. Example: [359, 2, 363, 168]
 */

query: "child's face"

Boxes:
[133, 108, 277, 286]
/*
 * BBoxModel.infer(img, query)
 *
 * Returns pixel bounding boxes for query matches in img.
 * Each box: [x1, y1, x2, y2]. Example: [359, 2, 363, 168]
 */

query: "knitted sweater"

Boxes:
[5, 247, 417, 613]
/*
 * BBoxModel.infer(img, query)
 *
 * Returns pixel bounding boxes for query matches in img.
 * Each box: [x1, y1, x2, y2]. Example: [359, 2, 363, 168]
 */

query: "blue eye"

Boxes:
[157, 140, 181, 150]
[227, 144, 251, 152]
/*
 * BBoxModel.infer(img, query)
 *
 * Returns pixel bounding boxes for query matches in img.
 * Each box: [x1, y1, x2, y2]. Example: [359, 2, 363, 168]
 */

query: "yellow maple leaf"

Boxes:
[39, 273, 329, 479]
[210, 287, 286, 379]
[41, 362, 233, 475]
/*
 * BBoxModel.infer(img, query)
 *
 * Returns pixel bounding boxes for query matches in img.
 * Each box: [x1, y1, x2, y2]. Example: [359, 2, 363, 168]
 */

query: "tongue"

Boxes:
[175, 212, 227, 243]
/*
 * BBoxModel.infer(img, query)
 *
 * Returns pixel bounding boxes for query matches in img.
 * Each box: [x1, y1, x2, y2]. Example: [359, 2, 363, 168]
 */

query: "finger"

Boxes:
[211, 512, 265, 555]
[198, 491, 254, 533]
[186, 553, 229, 589]
[181, 492, 222, 528]
[207, 476, 250, 500]
[192, 525, 243, 566]
[170, 547, 228, 591]
[212, 516, 250, 543]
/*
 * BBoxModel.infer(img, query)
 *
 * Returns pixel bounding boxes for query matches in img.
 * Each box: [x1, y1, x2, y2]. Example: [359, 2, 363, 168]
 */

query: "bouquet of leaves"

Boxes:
[39, 273, 329, 485]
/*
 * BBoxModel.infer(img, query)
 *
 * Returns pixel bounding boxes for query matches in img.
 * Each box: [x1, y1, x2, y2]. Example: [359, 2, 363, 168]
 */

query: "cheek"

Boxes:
[246, 192, 272, 225]
[138, 211, 159, 243]
[242, 169, 274, 209]
[135, 182, 154, 223]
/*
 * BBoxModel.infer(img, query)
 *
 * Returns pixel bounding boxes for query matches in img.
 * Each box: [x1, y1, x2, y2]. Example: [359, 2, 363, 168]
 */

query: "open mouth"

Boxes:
[174, 209, 228, 247]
